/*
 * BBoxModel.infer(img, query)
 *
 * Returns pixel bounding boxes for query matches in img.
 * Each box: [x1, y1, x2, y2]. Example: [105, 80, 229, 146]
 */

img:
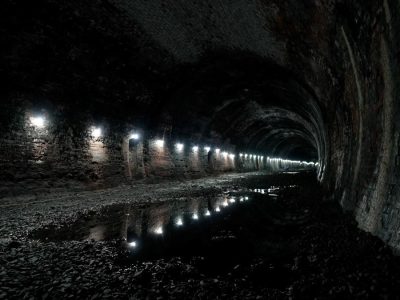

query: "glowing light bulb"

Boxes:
[192, 146, 199, 152]
[130, 133, 140, 140]
[30, 116, 45, 128]
[240, 197, 244, 202]
[215, 206, 221, 212]
[222, 152, 228, 158]
[205, 210, 211, 217]
[223, 200, 229, 207]
[204, 146, 211, 152]
[245, 196, 249, 201]
[128, 241, 137, 248]
[155, 139, 164, 147]
[229, 154, 235, 159]
[229, 198, 235, 203]
[176, 217, 183, 226]
[215, 148, 220, 154]
[91, 127, 102, 138]
[192, 213, 199, 220]
[176, 143, 184, 151]
[154, 226, 163, 235]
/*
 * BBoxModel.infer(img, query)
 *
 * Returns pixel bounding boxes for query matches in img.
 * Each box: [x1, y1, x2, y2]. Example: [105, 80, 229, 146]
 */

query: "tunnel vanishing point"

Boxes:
[1, 0, 400, 297]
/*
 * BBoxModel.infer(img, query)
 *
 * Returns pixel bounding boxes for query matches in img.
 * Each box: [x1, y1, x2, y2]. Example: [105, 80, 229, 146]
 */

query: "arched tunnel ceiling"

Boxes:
[107, 0, 332, 163]
[2, 0, 340, 166]
[162, 54, 324, 162]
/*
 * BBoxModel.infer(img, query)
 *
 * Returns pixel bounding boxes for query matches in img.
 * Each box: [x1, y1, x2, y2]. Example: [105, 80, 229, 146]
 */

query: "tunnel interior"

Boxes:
[1, 0, 400, 298]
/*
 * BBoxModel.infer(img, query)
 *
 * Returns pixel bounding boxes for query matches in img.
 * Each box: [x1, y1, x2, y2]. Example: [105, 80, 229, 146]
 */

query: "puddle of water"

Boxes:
[31, 183, 302, 269]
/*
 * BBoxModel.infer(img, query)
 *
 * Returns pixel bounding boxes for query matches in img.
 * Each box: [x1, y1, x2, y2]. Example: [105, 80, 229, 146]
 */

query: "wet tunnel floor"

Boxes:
[2, 171, 400, 299]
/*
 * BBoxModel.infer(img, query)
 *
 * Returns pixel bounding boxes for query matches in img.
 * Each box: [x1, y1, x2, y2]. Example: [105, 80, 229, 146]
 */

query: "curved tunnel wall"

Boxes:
[1, 0, 400, 251]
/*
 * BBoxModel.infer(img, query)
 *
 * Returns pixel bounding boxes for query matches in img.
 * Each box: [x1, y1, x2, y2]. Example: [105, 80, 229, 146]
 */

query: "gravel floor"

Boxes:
[1, 171, 400, 299]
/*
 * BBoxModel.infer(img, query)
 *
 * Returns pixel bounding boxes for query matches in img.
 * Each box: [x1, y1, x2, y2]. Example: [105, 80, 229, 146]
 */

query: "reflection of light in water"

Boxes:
[240, 197, 244, 202]
[261, 189, 265, 194]
[204, 210, 211, 217]
[223, 200, 229, 207]
[216, 207, 221, 212]
[229, 198, 235, 203]
[192, 213, 199, 220]
[154, 226, 163, 235]
[245, 196, 249, 201]
[176, 217, 183, 226]
[128, 241, 137, 248]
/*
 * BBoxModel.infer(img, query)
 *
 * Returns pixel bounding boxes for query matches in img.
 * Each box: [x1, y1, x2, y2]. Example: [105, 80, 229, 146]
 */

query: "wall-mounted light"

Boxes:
[128, 241, 137, 248]
[215, 206, 221, 212]
[176, 217, 183, 226]
[215, 148, 220, 154]
[204, 146, 211, 152]
[30, 116, 46, 128]
[222, 152, 228, 158]
[229, 197, 235, 203]
[176, 143, 184, 151]
[192, 146, 199, 152]
[91, 127, 102, 138]
[154, 226, 163, 235]
[205, 210, 211, 217]
[192, 213, 199, 220]
[130, 133, 140, 140]
[229, 154, 235, 159]
[155, 139, 164, 147]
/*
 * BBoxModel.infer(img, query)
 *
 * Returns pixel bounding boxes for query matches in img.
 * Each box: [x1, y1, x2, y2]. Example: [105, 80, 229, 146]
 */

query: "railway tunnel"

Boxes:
[1, 0, 400, 298]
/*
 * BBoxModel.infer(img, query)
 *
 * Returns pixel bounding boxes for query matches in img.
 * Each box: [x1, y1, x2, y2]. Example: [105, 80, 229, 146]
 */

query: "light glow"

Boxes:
[30, 116, 45, 128]
[154, 226, 163, 235]
[130, 133, 140, 140]
[216, 206, 221, 212]
[205, 210, 211, 217]
[229, 154, 235, 159]
[91, 127, 102, 138]
[176, 143, 184, 151]
[229, 198, 236, 203]
[176, 217, 183, 226]
[128, 241, 137, 248]
[192, 146, 199, 152]
[223, 200, 229, 207]
[192, 213, 199, 220]
[155, 139, 164, 147]
[215, 148, 221, 154]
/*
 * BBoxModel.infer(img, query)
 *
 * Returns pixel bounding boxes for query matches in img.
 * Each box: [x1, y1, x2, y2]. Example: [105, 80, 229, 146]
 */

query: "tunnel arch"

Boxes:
[162, 52, 327, 179]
